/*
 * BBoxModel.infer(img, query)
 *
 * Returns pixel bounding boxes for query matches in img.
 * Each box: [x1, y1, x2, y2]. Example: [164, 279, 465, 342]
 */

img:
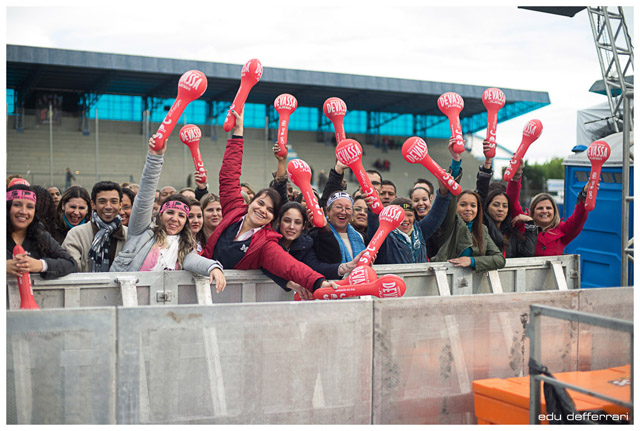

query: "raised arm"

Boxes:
[319, 160, 348, 208]
[418, 186, 452, 241]
[127, 135, 165, 237]
[218, 109, 247, 214]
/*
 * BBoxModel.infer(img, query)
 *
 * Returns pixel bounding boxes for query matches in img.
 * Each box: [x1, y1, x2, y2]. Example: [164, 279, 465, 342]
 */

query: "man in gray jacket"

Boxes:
[63, 181, 127, 272]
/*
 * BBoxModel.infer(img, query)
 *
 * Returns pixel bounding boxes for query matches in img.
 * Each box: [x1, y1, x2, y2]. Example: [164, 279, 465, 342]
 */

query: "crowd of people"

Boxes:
[6, 108, 593, 299]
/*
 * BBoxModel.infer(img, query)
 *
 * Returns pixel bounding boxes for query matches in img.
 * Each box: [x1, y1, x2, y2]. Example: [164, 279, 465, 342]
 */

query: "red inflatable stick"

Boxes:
[274, 94, 297, 157]
[294, 265, 378, 300]
[402, 137, 461, 196]
[335, 139, 383, 214]
[503, 119, 543, 181]
[8, 178, 30, 187]
[482, 88, 506, 158]
[357, 205, 404, 266]
[223, 58, 263, 132]
[152, 70, 208, 151]
[334, 265, 378, 286]
[323, 97, 347, 144]
[438, 92, 465, 153]
[12, 245, 39, 309]
[312, 274, 406, 300]
[287, 159, 325, 228]
[179, 124, 207, 184]
[585, 140, 610, 211]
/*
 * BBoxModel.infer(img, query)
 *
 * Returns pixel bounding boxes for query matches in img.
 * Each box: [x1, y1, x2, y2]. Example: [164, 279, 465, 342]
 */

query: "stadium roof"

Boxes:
[7, 44, 550, 132]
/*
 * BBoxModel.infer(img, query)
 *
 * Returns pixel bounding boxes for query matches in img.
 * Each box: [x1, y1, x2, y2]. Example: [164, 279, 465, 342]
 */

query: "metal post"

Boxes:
[621, 90, 633, 286]
[264, 114, 269, 186]
[183, 115, 188, 187]
[49, 103, 53, 186]
[95, 108, 100, 183]
[528, 310, 542, 424]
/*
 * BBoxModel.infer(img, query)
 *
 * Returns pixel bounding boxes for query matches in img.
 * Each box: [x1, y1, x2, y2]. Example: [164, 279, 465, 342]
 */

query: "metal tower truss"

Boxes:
[587, 6, 634, 133]
[587, 6, 634, 286]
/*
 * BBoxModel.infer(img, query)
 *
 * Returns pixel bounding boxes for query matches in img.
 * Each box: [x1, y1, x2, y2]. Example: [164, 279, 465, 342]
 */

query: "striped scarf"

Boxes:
[88, 211, 122, 272]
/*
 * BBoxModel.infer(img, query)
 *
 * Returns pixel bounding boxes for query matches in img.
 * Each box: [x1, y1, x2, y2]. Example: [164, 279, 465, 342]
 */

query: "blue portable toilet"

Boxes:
[562, 131, 634, 288]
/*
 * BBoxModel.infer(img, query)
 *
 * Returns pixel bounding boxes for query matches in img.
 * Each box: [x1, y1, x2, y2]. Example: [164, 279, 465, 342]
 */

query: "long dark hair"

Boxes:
[188, 199, 208, 247]
[7, 184, 51, 255]
[32, 185, 57, 235]
[458, 190, 484, 253]
[484, 190, 524, 248]
[277, 201, 308, 232]
[250, 188, 282, 226]
[153, 194, 195, 268]
[56, 185, 92, 227]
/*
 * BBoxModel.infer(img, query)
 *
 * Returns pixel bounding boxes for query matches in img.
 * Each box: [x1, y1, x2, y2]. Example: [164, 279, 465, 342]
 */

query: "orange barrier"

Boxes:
[473, 365, 631, 424]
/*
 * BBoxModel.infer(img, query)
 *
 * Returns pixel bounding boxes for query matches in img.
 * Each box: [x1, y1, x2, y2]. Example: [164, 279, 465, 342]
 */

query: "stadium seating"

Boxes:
[7, 115, 483, 194]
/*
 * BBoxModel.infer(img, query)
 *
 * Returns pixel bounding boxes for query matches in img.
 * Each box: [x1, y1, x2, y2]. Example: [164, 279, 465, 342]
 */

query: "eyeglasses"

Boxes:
[332, 205, 353, 213]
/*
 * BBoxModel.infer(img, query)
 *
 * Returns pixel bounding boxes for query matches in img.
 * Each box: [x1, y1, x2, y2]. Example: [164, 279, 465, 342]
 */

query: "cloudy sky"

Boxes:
[5, 2, 633, 170]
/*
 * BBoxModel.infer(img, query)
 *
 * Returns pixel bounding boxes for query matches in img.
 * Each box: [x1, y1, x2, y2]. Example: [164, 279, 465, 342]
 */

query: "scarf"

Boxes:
[88, 211, 122, 272]
[328, 221, 365, 263]
[390, 224, 425, 263]
[63, 213, 87, 229]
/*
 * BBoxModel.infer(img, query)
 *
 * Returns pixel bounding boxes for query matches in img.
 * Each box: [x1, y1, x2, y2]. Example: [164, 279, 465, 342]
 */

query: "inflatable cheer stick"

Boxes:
[335, 139, 384, 214]
[482, 88, 506, 158]
[438, 92, 465, 153]
[223, 58, 263, 132]
[152, 70, 207, 150]
[12, 245, 39, 309]
[179, 125, 207, 184]
[274, 94, 297, 157]
[503, 119, 543, 181]
[357, 205, 405, 266]
[334, 264, 378, 286]
[313, 274, 406, 300]
[294, 265, 378, 300]
[287, 159, 325, 228]
[402, 137, 461, 196]
[585, 140, 610, 211]
[323, 97, 347, 144]
[8, 178, 30, 187]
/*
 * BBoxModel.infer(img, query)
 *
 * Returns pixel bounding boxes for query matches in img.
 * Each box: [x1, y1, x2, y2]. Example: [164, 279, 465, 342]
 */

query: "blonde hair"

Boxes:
[529, 193, 560, 231]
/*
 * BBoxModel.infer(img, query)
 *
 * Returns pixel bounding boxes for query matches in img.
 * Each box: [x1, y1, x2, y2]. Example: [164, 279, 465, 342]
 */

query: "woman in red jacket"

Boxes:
[202, 109, 336, 299]
[506, 167, 590, 256]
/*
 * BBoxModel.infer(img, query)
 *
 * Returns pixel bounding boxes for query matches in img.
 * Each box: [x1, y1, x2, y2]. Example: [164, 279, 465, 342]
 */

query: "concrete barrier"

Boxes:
[6, 255, 580, 309]
[5, 287, 631, 424]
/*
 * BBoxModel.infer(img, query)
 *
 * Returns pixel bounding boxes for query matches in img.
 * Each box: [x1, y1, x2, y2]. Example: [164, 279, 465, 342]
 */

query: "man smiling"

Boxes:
[63, 181, 128, 272]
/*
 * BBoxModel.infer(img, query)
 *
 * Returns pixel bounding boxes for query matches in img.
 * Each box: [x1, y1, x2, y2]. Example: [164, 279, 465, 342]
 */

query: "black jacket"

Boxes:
[475, 165, 536, 258]
[7, 231, 78, 279]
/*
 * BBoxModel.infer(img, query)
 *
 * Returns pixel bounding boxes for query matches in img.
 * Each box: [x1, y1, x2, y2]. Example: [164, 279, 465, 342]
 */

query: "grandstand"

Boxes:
[7, 45, 550, 194]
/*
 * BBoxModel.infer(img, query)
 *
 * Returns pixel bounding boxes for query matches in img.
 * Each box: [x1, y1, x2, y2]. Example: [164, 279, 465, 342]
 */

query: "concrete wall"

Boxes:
[6, 288, 632, 424]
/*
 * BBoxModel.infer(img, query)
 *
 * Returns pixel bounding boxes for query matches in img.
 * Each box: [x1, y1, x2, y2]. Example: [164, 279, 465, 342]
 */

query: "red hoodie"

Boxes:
[202, 138, 324, 291]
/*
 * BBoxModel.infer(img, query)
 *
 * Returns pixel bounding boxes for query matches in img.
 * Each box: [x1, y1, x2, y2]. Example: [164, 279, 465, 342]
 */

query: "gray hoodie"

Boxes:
[110, 152, 222, 276]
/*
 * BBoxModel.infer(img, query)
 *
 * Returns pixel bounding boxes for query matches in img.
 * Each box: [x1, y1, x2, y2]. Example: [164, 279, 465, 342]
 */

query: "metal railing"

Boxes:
[6, 255, 580, 309]
[527, 304, 634, 424]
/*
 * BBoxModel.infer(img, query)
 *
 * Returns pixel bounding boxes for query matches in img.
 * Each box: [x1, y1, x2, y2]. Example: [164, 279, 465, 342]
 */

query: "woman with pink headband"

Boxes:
[110, 137, 226, 293]
[7, 184, 78, 279]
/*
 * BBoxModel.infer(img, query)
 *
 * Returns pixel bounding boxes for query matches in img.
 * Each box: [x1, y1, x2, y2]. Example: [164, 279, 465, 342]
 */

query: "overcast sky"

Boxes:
[5, 2, 634, 170]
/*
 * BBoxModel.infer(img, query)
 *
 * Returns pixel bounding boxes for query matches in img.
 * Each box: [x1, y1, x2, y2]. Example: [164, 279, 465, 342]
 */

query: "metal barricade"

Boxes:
[527, 304, 633, 424]
[6, 255, 580, 310]
[5, 287, 632, 424]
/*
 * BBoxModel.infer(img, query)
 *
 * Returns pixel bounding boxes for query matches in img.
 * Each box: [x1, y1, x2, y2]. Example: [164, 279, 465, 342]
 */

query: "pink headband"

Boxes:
[7, 190, 37, 203]
[160, 200, 190, 216]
